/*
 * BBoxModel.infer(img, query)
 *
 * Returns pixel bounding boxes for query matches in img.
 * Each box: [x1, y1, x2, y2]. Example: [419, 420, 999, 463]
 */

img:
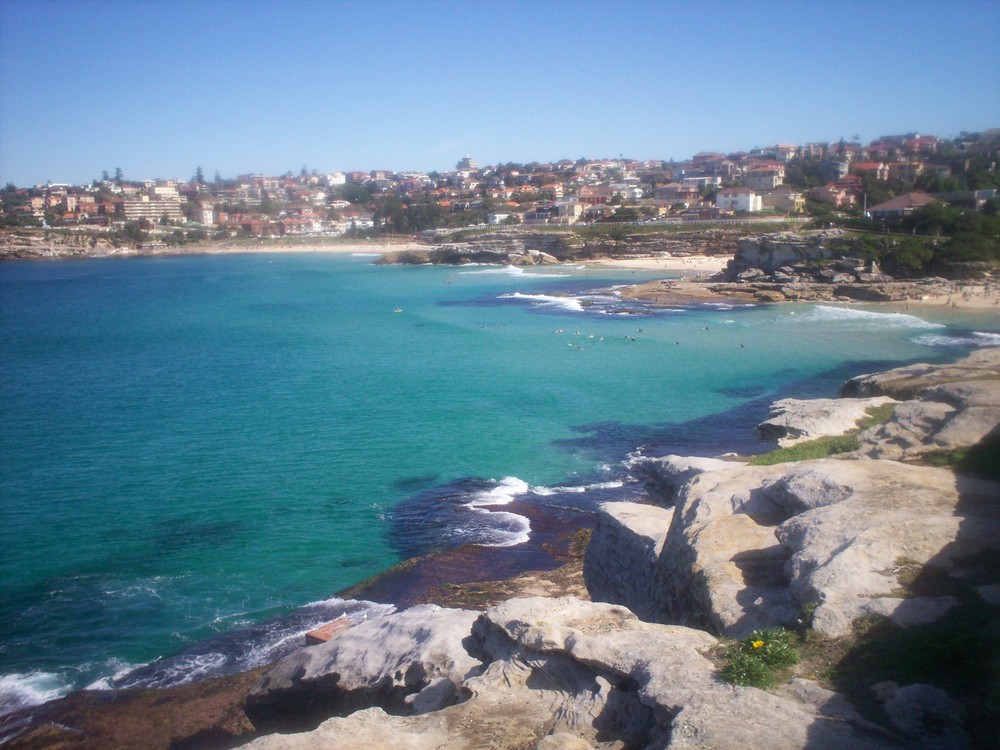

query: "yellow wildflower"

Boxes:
[751, 640, 765, 649]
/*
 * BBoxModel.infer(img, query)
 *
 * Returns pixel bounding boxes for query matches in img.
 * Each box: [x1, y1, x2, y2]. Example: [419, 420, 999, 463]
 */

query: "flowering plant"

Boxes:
[720, 627, 799, 688]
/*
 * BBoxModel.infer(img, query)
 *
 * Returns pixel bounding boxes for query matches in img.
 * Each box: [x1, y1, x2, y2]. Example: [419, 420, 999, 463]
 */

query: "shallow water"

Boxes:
[1, 253, 995, 712]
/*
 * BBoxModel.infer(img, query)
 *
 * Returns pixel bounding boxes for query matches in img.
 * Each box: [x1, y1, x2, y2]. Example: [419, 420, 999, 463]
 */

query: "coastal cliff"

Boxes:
[4, 351, 997, 749]
[228, 350, 998, 750]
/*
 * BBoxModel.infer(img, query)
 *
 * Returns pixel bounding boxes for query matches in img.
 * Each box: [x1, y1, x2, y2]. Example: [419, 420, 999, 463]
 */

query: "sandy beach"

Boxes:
[581, 253, 730, 275]
[195, 239, 426, 256]
[895, 283, 1000, 311]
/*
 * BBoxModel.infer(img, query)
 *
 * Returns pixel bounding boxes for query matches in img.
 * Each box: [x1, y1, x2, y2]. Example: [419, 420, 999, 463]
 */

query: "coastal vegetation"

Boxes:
[822, 203, 1000, 277]
[748, 403, 896, 465]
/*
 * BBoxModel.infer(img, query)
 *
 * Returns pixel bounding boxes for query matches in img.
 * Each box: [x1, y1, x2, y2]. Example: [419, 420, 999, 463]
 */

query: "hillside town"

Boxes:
[2, 130, 999, 246]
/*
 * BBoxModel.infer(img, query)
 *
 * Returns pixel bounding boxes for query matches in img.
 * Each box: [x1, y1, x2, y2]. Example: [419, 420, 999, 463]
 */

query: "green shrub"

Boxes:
[721, 652, 777, 688]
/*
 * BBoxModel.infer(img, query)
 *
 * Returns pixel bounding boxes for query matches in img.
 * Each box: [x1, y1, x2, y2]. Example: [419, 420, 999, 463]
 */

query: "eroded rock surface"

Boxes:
[244, 604, 481, 732]
[840, 348, 1000, 400]
[242, 597, 903, 750]
[757, 396, 896, 447]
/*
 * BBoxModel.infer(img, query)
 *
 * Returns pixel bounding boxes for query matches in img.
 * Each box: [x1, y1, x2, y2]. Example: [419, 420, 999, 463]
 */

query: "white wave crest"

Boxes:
[83, 657, 144, 691]
[499, 292, 585, 312]
[914, 331, 1000, 348]
[531, 480, 625, 496]
[468, 476, 530, 507]
[459, 264, 524, 276]
[802, 305, 945, 329]
[457, 477, 532, 547]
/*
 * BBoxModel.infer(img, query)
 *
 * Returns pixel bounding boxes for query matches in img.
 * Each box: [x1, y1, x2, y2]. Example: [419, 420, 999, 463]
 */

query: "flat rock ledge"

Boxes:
[756, 396, 897, 447]
[242, 597, 907, 750]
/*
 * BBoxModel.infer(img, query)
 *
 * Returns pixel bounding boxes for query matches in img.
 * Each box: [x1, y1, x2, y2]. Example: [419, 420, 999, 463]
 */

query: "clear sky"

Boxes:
[1, 0, 998, 186]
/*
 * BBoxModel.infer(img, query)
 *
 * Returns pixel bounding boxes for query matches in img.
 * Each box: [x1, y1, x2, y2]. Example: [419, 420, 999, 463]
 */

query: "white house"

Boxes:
[715, 187, 761, 213]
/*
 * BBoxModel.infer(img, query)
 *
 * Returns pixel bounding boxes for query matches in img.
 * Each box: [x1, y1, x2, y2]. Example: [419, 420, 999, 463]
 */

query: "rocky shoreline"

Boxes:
[4, 348, 998, 749]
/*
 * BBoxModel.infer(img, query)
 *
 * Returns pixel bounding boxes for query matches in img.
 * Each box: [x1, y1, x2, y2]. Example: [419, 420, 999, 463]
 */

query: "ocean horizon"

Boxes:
[1, 252, 997, 716]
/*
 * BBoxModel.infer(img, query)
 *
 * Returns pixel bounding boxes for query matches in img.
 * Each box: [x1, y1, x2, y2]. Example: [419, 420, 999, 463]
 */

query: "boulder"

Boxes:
[757, 396, 896, 447]
[375, 249, 432, 265]
[874, 682, 968, 747]
[725, 230, 845, 280]
[650, 464, 801, 636]
[244, 604, 481, 732]
[755, 289, 787, 302]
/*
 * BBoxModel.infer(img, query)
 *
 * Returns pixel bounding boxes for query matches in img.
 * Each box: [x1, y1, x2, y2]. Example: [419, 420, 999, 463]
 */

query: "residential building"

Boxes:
[576, 186, 616, 205]
[539, 183, 564, 199]
[852, 162, 890, 181]
[121, 195, 184, 222]
[715, 187, 761, 213]
[830, 174, 865, 197]
[554, 200, 586, 224]
[819, 160, 850, 182]
[744, 167, 784, 191]
[681, 175, 722, 189]
[807, 185, 856, 208]
[867, 192, 939, 221]
[761, 187, 805, 214]
[523, 204, 559, 225]
[887, 162, 925, 183]
[655, 182, 701, 205]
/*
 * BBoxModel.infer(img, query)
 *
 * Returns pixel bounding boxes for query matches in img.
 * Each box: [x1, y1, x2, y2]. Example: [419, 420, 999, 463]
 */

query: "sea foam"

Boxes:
[0, 671, 74, 717]
[499, 292, 585, 312]
[103, 598, 395, 692]
[914, 331, 1000, 348]
[802, 305, 945, 329]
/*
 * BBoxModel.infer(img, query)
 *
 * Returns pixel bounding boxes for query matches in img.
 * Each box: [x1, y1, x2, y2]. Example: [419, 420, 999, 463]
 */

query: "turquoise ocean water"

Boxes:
[1, 252, 997, 714]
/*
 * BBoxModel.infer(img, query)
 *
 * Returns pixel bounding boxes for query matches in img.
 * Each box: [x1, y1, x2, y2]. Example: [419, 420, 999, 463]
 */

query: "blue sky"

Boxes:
[1, 0, 998, 186]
